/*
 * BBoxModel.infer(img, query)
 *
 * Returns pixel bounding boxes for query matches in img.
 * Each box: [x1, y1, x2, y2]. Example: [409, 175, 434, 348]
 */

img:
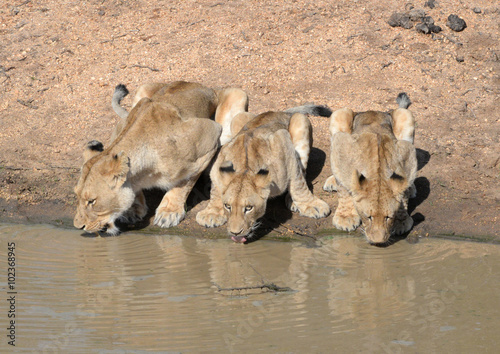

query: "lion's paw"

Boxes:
[323, 175, 338, 192]
[332, 210, 361, 232]
[297, 198, 331, 219]
[154, 207, 185, 228]
[393, 215, 414, 235]
[409, 182, 417, 199]
[285, 194, 299, 213]
[196, 208, 227, 228]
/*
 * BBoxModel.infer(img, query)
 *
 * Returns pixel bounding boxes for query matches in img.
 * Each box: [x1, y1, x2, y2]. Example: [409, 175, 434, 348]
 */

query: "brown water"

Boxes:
[0, 223, 499, 353]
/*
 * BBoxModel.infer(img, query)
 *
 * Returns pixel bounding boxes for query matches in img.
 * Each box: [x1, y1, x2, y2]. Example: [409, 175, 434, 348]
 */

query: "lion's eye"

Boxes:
[244, 205, 253, 213]
[224, 203, 231, 211]
[87, 199, 96, 207]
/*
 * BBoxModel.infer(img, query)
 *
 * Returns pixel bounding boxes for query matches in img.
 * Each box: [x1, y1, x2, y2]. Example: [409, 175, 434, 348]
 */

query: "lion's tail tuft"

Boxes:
[112, 84, 130, 119]
[285, 104, 332, 117]
[396, 92, 411, 109]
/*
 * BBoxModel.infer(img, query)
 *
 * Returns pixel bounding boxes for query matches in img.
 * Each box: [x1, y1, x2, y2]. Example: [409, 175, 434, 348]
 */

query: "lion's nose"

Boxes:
[73, 219, 85, 230]
[230, 229, 243, 236]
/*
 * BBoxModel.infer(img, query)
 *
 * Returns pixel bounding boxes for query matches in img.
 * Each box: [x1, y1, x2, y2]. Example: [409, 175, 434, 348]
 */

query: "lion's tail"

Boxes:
[284, 104, 332, 117]
[396, 92, 411, 109]
[112, 84, 130, 119]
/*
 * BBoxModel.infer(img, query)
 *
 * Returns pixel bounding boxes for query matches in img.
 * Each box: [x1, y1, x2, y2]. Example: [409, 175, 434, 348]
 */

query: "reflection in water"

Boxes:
[0, 223, 499, 352]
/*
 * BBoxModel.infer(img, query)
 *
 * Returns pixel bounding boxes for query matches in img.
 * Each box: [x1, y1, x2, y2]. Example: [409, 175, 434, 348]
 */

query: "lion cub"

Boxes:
[74, 81, 248, 235]
[323, 93, 417, 245]
[197, 108, 332, 243]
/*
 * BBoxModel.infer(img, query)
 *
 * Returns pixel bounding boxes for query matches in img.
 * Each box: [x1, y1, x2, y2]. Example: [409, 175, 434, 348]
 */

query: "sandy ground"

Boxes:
[0, 0, 498, 242]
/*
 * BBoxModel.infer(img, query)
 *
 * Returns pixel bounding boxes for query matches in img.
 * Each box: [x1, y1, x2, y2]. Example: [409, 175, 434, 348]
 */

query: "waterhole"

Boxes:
[0, 223, 499, 352]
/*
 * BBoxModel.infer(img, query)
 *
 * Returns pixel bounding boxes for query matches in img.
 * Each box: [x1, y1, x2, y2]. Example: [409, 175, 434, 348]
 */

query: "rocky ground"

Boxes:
[0, 0, 498, 243]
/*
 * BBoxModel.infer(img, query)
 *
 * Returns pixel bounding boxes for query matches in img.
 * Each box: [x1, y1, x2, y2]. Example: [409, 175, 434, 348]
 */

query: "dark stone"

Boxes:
[388, 12, 404, 27]
[447, 14, 467, 32]
[400, 14, 413, 29]
[456, 56, 464, 62]
[409, 8, 426, 21]
[424, 0, 437, 9]
[388, 12, 414, 29]
[430, 25, 442, 33]
[473, 7, 481, 14]
[415, 23, 430, 34]
[422, 16, 435, 26]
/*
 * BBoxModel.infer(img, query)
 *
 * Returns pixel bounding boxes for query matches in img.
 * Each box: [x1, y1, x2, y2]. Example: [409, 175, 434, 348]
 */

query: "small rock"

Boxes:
[415, 23, 431, 34]
[388, 12, 413, 29]
[388, 12, 404, 27]
[98, 10, 105, 16]
[424, 0, 437, 9]
[447, 14, 467, 32]
[415, 16, 441, 35]
[409, 8, 425, 21]
[422, 16, 435, 26]
[399, 14, 413, 29]
[473, 7, 481, 14]
[430, 25, 442, 33]
[456, 56, 464, 62]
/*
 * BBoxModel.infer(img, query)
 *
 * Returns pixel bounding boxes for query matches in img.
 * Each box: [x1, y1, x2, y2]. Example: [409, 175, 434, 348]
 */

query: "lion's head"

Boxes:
[332, 132, 417, 244]
[214, 134, 274, 243]
[351, 172, 412, 244]
[73, 141, 134, 235]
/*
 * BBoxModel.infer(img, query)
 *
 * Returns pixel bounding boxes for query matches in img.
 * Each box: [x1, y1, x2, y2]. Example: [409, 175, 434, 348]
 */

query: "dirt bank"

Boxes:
[0, 0, 498, 242]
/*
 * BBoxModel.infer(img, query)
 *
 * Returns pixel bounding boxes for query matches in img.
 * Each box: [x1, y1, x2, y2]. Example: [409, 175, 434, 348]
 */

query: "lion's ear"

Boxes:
[356, 170, 367, 187]
[230, 112, 255, 137]
[83, 140, 104, 163]
[219, 161, 235, 173]
[254, 165, 271, 191]
[102, 151, 130, 189]
[218, 161, 235, 185]
[388, 171, 409, 196]
[395, 140, 417, 183]
[387, 140, 417, 195]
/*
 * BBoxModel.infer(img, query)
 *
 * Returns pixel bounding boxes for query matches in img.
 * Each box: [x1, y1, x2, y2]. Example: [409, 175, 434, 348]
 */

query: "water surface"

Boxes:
[0, 223, 499, 352]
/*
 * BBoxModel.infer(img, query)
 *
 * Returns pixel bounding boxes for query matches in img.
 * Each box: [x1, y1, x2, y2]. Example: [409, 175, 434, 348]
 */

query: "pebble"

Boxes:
[446, 14, 467, 32]
[424, 0, 437, 9]
[388, 12, 413, 29]
[416, 23, 431, 34]
[415, 16, 441, 34]
[409, 8, 425, 21]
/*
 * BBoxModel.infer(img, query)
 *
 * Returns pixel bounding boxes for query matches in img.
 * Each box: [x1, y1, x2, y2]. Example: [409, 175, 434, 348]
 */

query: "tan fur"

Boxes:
[197, 111, 330, 243]
[74, 81, 248, 235]
[323, 105, 417, 244]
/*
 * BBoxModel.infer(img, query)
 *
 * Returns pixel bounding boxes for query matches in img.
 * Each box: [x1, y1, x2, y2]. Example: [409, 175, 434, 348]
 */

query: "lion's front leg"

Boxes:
[288, 113, 312, 171]
[196, 182, 227, 228]
[392, 198, 413, 235]
[154, 179, 198, 228]
[332, 187, 361, 231]
[119, 190, 148, 224]
[288, 160, 330, 219]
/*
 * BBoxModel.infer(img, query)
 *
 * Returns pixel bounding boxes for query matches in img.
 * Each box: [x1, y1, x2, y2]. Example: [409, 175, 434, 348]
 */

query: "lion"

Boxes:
[322, 93, 417, 245]
[73, 81, 248, 235]
[196, 107, 332, 243]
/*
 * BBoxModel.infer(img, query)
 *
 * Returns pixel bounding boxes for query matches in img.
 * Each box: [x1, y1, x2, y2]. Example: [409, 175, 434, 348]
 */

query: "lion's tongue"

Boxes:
[231, 235, 247, 243]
